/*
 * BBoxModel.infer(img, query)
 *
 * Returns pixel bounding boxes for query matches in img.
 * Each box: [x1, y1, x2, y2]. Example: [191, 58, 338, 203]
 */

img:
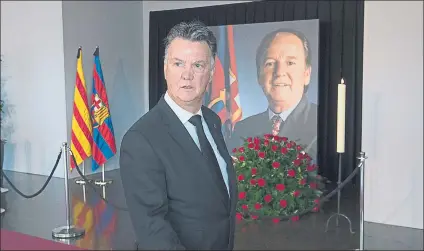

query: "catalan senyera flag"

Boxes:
[204, 25, 242, 139]
[70, 48, 92, 170]
[90, 47, 116, 171]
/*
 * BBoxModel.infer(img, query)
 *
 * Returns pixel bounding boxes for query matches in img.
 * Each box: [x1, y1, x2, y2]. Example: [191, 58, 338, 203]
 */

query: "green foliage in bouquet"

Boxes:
[231, 134, 325, 222]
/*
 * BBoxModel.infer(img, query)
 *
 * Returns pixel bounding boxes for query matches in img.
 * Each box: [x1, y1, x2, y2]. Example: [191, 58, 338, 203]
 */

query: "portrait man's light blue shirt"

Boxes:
[164, 92, 230, 196]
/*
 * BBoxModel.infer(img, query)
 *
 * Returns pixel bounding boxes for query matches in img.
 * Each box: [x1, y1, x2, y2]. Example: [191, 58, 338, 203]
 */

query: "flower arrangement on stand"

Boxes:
[232, 134, 325, 223]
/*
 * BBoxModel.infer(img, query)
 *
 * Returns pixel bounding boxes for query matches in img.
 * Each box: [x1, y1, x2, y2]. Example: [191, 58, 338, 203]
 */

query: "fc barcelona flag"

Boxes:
[90, 47, 117, 171]
[204, 25, 242, 139]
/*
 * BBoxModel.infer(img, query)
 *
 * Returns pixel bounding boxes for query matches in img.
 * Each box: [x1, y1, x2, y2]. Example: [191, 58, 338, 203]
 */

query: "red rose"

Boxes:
[258, 152, 265, 158]
[293, 190, 300, 197]
[297, 153, 304, 159]
[291, 215, 299, 222]
[254, 137, 260, 145]
[275, 184, 285, 191]
[251, 215, 259, 220]
[257, 178, 266, 187]
[250, 179, 256, 185]
[264, 134, 272, 139]
[287, 169, 296, 177]
[238, 174, 244, 181]
[248, 143, 255, 149]
[293, 159, 301, 166]
[264, 194, 272, 203]
[241, 204, 248, 210]
[232, 148, 237, 153]
[290, 141, 296, 146]
[247, 137, 252, 143]
[272, 161, 280, 169]
[254, 203, 262, 210]
[296, 145, 302, 151]
[281, 147, 288, 154]
[251, 168, 257, 176]
[271, 145, 278, 152]
[238, 147, 245, 152]
[286, 142, 292, 148]
[312, 206, 319, 212]
[314, 198, 320, 204]
[299, 178, 306, 185]
[239, 156, 245, 162]
[307, 164, 316, 171]
[254, 144, 260, 151]
[273, 135, 280, 141]
[279, 199, 287, 208]
[264, 140, 269, 146]
[272, 218, 280, 223]
[238, 192, 246, 200]
[281, 137, 288, 142]
[236, 213, 243, 220]
[309, 182, 317, 189]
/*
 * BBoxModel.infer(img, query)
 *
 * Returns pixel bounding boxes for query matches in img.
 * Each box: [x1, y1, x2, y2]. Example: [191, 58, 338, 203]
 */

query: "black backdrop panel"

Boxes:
[148, 0, 364, 183]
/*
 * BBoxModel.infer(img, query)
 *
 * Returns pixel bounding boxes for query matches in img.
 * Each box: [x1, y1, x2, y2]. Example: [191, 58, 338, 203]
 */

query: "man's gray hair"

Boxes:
[163, 20, 217, 67]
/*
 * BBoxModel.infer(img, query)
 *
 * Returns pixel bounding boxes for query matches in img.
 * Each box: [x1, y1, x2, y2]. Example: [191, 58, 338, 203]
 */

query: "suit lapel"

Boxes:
[202, 107, 235, 211]
[280, 95, 308, 135]
[158, 98, 230, 210]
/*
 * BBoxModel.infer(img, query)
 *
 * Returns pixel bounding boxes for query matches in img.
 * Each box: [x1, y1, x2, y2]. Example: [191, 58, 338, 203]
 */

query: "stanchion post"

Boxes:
[358, 151, 367, 251]
[52, 142, 85, 239]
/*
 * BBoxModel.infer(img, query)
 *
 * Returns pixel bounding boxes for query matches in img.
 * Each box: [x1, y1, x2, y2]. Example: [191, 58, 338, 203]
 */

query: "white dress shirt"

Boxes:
[164, 92, 230, 196]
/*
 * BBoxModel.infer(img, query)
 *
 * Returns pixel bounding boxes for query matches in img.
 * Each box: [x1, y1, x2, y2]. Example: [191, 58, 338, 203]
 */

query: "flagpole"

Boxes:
[94, 163, 112, 198]
[102, 164, 106, 198]
[82, 162, 86, 202]
[75, 160, 91, 201]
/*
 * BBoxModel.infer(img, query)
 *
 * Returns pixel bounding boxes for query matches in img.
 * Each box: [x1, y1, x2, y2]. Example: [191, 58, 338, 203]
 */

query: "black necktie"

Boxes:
[189, 115, 229, 198]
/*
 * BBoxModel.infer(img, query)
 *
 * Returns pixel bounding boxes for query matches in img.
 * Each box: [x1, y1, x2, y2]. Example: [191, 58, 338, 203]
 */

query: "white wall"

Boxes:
[141, 1, 252, 114]
[362, 1, 423, 229]
[1, 1, 68, 178]
[61, 1, 144, 178]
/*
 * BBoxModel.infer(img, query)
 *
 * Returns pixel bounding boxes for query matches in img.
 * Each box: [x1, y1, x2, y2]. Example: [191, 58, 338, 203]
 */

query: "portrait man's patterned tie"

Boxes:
[271, 115, 283, 136]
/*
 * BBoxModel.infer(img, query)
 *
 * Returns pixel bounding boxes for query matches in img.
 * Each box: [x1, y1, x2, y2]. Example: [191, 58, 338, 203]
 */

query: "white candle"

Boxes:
[336, 78, 346, 153]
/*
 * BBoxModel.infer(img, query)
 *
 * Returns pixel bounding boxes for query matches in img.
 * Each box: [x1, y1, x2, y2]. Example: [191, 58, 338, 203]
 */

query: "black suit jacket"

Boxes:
[120, 96, 238, 250]
[228, 95, 318, 159]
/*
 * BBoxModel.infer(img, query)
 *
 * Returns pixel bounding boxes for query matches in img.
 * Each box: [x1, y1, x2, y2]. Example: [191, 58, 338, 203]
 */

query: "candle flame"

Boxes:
[341, 78, 345, 84]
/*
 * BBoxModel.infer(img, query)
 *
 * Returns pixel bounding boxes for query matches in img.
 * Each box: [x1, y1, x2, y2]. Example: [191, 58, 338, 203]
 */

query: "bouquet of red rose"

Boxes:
[231, 134, 325, 222]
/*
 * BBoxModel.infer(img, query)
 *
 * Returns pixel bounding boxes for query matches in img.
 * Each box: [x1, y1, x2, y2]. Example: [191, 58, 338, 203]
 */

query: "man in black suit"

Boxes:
[120, 21, 237, 250]
[228, 28, 318, 160]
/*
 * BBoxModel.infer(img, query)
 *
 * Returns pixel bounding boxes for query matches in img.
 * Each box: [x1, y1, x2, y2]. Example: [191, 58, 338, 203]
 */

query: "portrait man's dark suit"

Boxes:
[228, 94, 317, 158]
[120, 96, 238, 250]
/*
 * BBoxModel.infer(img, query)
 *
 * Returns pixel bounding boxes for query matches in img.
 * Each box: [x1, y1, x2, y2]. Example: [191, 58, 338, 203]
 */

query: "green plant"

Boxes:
[231, 134, 325, 222]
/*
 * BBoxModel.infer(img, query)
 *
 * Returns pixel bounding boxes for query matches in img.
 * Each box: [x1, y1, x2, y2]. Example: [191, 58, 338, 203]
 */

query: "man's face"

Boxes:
[258, 32, 311, 111]
[164, 38, 213, 108]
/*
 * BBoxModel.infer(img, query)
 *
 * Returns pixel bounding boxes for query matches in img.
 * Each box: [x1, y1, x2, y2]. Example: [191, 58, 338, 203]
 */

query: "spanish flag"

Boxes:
[70, 47, 92, 169]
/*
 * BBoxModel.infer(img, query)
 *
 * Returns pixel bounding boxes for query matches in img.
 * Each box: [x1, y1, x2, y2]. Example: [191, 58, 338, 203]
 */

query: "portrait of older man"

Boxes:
[228, 28, 318, 160]
[120, 20, 237, 250]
